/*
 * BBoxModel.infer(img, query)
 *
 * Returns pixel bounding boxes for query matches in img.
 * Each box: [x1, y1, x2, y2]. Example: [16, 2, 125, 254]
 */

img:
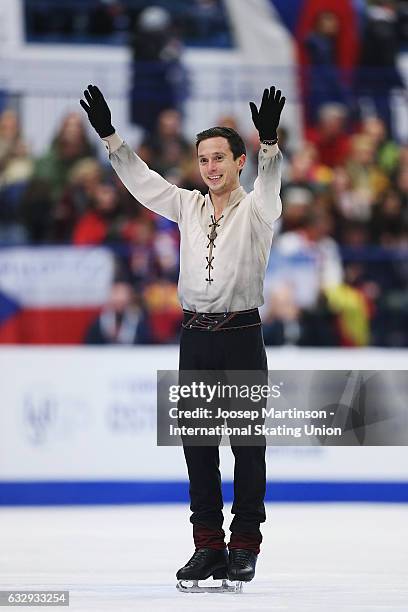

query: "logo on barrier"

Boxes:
[106, 377, 156, 433]
[21, 386, 91, 446]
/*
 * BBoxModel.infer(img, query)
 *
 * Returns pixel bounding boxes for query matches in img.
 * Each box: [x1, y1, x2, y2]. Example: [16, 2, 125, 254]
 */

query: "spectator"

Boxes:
[53, 158, 104, 242]
[72, 181, 123, 245]
[324, 281, 372, 346]
[0, 110, 31, 177]
[33, 112, 95, 200]
[143, 278, 182, 343]
[279, 143, 332, 233]
[121, 216, 157, 288]
[306, 103, 351, 167]
[360, 115, 399, 175]
[345, 134, 389, 220]
[262, 284, 302, 346]
[285, 142, 331, 186]
[0, 109, 33, 244]
[331, 165, 361, 223]
[371, 188, 407, 243]
[279, 185, 314, 234]
[303, 11, 348, 124]
[139, 108, 193, 175]
[330, 161, 389, 241]
[269, 208, 343, 311]
[356, 0, 405, 137]
[129, 6, 188, 133]
[84, 281, 151, 344]
[178, 157, 207, 192]
[267, 209, 374, 347]
[18, 178, 54, 243]
[152, 229, 179, 282]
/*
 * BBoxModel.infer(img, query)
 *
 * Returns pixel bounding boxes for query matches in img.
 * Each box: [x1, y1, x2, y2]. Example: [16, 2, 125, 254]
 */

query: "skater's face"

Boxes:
[197, 137, 245, 196]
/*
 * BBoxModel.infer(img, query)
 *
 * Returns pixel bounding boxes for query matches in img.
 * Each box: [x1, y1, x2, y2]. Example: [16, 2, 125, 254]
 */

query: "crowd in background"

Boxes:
[1, 0, 408, 347]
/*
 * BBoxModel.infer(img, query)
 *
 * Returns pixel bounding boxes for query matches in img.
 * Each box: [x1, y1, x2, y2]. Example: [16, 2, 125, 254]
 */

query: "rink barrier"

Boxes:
[0, 480, 407, 505]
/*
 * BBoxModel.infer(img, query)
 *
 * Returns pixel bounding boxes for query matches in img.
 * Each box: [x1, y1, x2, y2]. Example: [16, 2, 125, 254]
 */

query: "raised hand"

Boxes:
[249, 86, 286, 142]
[80, 84, 115, 138]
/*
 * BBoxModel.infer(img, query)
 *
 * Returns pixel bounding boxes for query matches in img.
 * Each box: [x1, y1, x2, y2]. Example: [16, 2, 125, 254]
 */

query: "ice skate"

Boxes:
[228, 548, 257, 582]
[176, 548, 242, 593]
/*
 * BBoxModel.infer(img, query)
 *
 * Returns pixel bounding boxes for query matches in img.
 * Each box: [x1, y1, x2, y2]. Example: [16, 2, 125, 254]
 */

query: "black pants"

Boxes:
[178, 322, 267, 537]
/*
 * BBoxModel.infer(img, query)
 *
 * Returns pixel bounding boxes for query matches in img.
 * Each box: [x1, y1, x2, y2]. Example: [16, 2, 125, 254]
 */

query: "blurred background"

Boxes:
[0, 0, 408, 506]
[0, 0, 408, 348]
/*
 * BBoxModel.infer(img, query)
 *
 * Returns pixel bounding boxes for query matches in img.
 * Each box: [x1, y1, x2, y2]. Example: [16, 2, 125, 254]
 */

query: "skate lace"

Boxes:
[186, 549, 209, 568]
[231, 550, 252, 568]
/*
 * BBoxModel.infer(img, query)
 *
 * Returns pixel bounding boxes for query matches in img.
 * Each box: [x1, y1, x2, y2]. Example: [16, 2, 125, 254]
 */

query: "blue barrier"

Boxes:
[1, 480, 407, 506]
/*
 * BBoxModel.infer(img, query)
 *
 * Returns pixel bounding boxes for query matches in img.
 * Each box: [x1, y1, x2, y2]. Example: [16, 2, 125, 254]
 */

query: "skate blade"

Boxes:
[176, 579, 243, 593]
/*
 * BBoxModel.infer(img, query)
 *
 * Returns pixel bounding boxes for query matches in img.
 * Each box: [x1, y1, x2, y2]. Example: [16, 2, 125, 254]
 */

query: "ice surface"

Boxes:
[0, 503, 407, 611]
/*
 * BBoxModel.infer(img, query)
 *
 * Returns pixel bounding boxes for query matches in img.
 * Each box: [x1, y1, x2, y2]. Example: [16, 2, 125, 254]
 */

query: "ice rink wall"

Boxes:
[1, 347, 407, 505]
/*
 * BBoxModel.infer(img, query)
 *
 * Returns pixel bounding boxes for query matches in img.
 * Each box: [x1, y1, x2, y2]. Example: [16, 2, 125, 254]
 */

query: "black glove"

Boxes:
[249, 86, 286, 142]
[80, 84, 115, 138]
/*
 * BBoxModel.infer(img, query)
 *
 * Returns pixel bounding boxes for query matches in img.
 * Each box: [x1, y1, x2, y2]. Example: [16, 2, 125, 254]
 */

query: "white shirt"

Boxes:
[104, 132, 283, 313]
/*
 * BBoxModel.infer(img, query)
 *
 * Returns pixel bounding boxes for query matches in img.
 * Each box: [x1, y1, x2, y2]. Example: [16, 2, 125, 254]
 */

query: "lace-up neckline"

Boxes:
[206, 214, 223, 283]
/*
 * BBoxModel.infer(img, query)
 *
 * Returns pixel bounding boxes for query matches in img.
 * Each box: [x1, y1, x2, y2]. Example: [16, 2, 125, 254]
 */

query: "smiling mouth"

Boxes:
[208, 175, 222, 181]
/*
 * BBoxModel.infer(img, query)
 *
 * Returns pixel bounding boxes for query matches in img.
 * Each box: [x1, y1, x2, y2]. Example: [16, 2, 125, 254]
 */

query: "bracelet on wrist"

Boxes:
[261, 138, 278, 145]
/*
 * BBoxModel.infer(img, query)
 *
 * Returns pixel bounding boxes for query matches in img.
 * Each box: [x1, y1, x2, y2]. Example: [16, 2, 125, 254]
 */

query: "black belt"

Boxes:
[182, 308, 261, 331]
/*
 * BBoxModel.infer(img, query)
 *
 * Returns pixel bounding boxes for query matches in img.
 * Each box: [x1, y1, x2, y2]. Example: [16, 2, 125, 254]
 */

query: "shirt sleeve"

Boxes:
[102, 133, 193, 224]
[251, 142, 283, 226]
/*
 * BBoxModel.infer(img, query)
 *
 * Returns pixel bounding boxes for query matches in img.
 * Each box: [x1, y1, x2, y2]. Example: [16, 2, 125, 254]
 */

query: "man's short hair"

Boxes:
[195, 126, 246, 159]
